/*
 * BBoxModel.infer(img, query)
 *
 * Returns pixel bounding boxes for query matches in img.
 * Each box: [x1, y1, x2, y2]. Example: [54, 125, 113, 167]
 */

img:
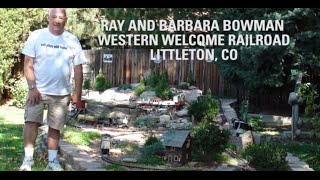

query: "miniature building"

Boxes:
[162, 130, 192, 164]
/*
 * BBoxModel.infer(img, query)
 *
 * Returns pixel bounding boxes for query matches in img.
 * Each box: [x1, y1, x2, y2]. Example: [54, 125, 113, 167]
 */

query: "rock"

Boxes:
[176, 108, 188, 117]
[184, 89, 202, 103]
[159, 115, 170, 124]
[252, 132, 263, 144]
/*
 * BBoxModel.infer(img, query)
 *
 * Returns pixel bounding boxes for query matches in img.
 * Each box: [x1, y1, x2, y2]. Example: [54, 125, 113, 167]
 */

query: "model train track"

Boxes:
[101, 155, 203, 171]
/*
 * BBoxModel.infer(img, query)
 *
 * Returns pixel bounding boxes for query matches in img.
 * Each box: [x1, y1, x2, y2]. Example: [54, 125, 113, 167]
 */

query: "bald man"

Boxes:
[20, 8, 85, 171]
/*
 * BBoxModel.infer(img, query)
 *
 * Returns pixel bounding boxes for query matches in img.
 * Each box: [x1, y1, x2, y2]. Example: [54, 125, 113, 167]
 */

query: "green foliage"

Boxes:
[66, 8, 103, 48]
[8, 76, 28, 108]
[0, 107, 46, 170]
[117, 83, 132, 91]
[283, 142, 320, 171]
[93, 69, 111, 91]
[95, 109, 110, 120]
[240, 100, 249, 120]
[247, 116, 265, 132]
[82, 79, 91, 90]
[138, 74, 145, 84]
[191, 122, 230, 162]
[140, 142, 165, 156]
[299, 83, 320, 133]
[134, 84, 145, 96]
[215, 8, 320, 107]
[104, 164, 127, 171]
[145, 68, 160, 88]
[188, 92, 219, 123]
[187, 70, 196, 86]
[144, 136, 160, 147]
[155, 71, 170, 100]
[241, 141, 289, 171]
[0, 8, 47, 97]
[137, 155, 165, 166]
[178, 83, 189, 90]
[130, 118, 155, 128]
[62, 127, 100, 146]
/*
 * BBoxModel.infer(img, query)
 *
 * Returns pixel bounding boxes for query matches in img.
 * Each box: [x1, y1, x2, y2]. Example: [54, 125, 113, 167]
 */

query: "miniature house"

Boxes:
[162, 130, 192, 164]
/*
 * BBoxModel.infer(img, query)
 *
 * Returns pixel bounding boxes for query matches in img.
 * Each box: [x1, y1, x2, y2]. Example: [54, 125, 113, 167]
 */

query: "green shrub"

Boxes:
[117, 83, 132, 91]
[247, 116, 264, 131]
[145, 68, 160, 87]
[137, 155, 165, 165]
[187, 70, 196, 86]
[241, 141, 289, 171]
[130, 118, 155, 128]
[283, 142, 320, 171]
[155, 73, 170, 100]
[144, 136, 160, 147]
[188, 91, 219, 123]
[178, 83, 189, 90]
[191, 122, 230, 162]
[93, 69, 111, 91]
[82, 79, 91, 90]
[134, 84, 145, 96]
[140, 142, 165, 156]
[8, 76, 28, 108]
[240, 99, 249, 120]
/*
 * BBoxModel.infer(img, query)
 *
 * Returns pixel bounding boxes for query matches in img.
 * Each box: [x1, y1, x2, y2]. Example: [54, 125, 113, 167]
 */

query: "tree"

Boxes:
[215, 8, 320, 111]
[0, 8, 47, 100]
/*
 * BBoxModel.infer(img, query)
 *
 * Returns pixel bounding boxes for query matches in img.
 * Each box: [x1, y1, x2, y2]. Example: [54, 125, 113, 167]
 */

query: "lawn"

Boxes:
[0, 106, 46, 171]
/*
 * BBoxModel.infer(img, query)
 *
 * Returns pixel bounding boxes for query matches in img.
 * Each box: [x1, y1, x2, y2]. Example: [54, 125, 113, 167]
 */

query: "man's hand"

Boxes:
[70, 93, 84, 109]
[28, 88, 41, 106]
[71, 94, 81, 104]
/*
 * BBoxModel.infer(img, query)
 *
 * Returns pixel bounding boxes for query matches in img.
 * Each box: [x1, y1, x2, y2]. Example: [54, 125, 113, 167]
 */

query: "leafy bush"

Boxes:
[283, 142, 320, 171]
[140, 142, 165, 156]
[188, 90, 219, 123]
[240, 99, 249, 120]
[247, 116, 264, 131]
[0, 9, 47, 96]
[241, 141, 289, 171]
[117, 83, 132, 91]
[8, 76, 28, 108]
[145, 68, 160, 87]
[299, 83, 320, 133]
[82, 79, 91, 90]
[130, 118, 155, 128]
[144, 136, 160, 147]
[93, 69, 111, 91]
[187, 70, 196, 86]
[134, 84, 145, 96]
[155, 72, 170, 100]
[137, 155, 165, 165]
[178, 83, 189, 90]
[191, 122, 230, 162]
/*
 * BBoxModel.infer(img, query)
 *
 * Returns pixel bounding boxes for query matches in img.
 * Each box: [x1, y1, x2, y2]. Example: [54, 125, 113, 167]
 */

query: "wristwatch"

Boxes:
[28, 84, 36, 90]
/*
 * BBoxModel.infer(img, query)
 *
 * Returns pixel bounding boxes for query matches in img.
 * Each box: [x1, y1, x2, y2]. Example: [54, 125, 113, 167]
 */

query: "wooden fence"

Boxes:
[83, 48, 238, 97]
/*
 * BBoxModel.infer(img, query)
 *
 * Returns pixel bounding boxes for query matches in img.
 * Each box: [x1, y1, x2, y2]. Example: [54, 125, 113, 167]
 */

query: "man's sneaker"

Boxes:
[19, 157, 34, 171]
[46, 158, 64, 171]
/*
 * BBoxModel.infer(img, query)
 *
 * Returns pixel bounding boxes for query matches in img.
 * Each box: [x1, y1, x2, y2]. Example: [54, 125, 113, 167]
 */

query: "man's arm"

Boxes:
[72, 64, 83, 103]
[24, 55, 41, 106]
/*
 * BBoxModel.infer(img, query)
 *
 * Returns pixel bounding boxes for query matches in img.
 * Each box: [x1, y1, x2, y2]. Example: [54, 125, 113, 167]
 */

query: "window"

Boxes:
[174, 156, 179, 161]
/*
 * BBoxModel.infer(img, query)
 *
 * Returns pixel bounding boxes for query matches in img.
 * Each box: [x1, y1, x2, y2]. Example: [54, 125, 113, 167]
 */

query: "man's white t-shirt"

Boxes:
[22, 28, 86, 96]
